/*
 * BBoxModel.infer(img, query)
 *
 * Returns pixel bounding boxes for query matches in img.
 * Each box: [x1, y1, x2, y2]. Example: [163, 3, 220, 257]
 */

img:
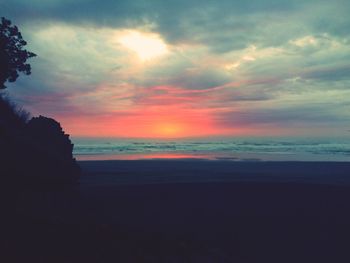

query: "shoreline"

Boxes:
[74, 152, 350, 162]
[78, 160, 350, 186]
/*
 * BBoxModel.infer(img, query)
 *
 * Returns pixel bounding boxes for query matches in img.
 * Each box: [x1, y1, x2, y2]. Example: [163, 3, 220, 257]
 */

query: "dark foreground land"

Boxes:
[2, 160, 350, 262]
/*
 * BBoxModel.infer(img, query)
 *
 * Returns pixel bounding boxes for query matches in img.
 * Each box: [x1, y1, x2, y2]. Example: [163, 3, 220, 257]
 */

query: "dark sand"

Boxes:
[3, 160, 350, 262]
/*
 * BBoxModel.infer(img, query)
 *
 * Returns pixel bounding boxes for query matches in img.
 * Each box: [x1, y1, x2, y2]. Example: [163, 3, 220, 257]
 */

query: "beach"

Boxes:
[79, 159, 350, 185]
[4, 160, 350, 262]
[3, 0, 350, 261]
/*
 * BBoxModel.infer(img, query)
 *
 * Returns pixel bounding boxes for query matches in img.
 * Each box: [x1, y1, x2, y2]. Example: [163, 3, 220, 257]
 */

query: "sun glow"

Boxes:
[62, 106, 233, 138]
[117, 30, 168, 61]
[153, 122, 185, 137]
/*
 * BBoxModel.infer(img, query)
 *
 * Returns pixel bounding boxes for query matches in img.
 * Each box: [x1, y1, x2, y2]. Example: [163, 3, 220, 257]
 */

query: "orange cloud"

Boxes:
[54, 83, 260, 138]
[59, 103, 233, 138]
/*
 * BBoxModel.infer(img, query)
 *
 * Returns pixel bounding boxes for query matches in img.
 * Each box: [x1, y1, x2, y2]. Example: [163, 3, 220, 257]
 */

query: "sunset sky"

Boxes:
[3, 0, 350, 138]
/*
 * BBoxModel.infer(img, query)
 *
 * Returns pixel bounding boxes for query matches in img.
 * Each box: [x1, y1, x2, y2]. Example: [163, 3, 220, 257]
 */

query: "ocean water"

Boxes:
[72, 137, 350, 161]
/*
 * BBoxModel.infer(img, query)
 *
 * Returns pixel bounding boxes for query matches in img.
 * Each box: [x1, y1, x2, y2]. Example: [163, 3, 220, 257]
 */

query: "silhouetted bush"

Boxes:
[0, 94, 30, 130]
[0, 106, 80, 187]
[26, 116, 74, 162]
[25, 116, 81, 184]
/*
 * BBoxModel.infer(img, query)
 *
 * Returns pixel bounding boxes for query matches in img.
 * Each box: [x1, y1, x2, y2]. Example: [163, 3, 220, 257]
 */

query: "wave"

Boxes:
[72, 137, 350, 161]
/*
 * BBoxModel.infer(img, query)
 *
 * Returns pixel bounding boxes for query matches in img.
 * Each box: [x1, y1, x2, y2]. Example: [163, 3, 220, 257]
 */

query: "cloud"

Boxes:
[2, 0, 350, 136]
[216, 102, 350, 131]
[4, 1, 350, 50]
[302, 65, 350, 82]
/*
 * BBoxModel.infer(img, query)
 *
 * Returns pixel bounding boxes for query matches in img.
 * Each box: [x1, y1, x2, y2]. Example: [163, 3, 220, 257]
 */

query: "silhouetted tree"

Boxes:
[0, 18, 80, 185]
[0, 17, 36, 89]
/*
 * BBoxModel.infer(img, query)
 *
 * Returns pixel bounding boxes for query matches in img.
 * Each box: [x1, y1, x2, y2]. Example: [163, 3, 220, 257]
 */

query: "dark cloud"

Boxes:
[3, 0, 350, 52]
[164, 69, 232, 90]
[3, 0, 301, 23]
[302, 65, 350, 82]
[222, 92, 274, 102]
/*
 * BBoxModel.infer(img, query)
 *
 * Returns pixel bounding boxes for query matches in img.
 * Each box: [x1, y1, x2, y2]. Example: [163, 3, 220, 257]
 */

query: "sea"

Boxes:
[72, 137, 350, 161]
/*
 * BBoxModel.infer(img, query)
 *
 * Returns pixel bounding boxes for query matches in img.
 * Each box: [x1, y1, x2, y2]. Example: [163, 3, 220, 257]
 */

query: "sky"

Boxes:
[2, 0, 350, 138]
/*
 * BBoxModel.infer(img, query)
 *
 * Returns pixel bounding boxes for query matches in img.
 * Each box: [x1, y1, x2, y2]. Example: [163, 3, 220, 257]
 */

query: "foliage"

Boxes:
[0, 17, 36, 89]
[0, 17, 80, 184]
[0, 94, 31, 128]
